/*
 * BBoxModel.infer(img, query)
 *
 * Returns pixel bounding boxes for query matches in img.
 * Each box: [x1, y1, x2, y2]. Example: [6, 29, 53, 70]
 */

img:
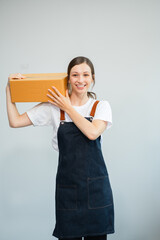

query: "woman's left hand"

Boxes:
[47, 86, 72, 112]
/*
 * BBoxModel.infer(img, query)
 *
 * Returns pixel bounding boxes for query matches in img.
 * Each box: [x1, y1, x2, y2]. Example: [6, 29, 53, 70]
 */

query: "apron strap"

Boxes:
[90, 100, 100, 117]
[60, 109, 65, 121]
[60, 100, 100, 121]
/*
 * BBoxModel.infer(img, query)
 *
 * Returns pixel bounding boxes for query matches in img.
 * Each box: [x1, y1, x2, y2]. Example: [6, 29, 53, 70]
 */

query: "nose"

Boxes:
[78, 75, 84, 83]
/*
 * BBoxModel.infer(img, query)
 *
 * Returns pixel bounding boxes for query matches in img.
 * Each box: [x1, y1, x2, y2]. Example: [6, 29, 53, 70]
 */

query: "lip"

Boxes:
[75, 84, 86, 87]
[75, 84, 86, 90]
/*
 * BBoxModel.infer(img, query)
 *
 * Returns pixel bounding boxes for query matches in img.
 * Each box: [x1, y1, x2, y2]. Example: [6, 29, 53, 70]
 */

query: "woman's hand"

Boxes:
[7, 73, 26, 89]
[10, 73, 26, 78]
[47, 86, 72, 112]
[8, 73, 26, 81]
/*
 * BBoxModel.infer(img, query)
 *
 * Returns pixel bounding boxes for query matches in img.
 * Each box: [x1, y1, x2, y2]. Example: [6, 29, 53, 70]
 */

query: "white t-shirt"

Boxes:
[26, 98, 113, 152]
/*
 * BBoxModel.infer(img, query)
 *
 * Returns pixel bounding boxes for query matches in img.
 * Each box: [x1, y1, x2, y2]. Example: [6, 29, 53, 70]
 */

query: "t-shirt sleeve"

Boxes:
[93, 100, 113, 130]
[26, 102, 53, 127]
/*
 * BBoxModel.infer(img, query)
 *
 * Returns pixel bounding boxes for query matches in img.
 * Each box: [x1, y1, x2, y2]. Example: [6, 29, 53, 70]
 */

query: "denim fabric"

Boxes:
[52, 117, 114, 239]
[59, 233, 107, 240]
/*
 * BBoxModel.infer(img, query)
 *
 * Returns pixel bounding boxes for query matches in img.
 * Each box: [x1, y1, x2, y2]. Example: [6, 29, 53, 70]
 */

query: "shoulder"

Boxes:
[34, 102, 60, 114]
[88, 98, 112, 111]
[95, 99, 112, 110]
[93, 99, 112, 118]
[26, 102, 54, 126]
[27, 101, 60, 120]
[29, 102, 52, 110]
[93, 99, 113, 130]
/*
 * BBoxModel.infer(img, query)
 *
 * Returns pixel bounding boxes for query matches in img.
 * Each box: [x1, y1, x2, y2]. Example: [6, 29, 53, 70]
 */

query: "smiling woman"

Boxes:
[6, 56, 114, 240]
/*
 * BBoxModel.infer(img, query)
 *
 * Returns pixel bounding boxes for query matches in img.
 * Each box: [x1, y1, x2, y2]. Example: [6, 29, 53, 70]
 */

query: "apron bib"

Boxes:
[52, 100, 114, 239]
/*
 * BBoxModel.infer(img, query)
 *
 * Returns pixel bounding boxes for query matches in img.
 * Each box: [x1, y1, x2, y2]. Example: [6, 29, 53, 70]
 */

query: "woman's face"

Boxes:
[69, 63, 94, 95]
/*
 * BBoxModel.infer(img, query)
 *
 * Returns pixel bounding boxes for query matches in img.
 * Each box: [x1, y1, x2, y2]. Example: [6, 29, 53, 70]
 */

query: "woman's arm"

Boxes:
[66, 106, 108, 140]
[47, 86, 108, 140]
[6, 75, 33, 128]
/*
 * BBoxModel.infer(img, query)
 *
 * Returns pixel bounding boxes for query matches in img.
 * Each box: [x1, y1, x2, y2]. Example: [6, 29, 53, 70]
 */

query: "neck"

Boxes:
[69, 92, 89, 106]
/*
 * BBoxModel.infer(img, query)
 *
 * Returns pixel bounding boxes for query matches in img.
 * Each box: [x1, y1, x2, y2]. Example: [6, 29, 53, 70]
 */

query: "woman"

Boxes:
[6, 56, 115, 240]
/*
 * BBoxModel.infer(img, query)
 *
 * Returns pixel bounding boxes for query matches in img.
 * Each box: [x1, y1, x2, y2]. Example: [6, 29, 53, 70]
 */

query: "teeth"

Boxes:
[76, 85, 86, 87]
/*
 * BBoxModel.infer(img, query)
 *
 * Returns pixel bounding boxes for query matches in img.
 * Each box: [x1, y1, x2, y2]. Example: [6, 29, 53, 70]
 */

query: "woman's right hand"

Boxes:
[7, 73, 26, 90]
[9, 73, 26, 79]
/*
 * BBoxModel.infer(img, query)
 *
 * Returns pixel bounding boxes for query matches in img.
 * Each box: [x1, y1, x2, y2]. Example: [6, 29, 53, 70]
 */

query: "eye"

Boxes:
[84, 74, 89, 76]
[73, 74, 78, 76]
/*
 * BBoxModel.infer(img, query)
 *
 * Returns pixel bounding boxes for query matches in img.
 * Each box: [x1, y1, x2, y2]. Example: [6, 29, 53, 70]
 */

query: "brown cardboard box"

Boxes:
[9, 73, 68, 102]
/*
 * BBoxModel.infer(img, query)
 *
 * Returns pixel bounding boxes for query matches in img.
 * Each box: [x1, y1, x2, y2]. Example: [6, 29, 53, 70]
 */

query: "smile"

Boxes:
[75, 84, 86, 89]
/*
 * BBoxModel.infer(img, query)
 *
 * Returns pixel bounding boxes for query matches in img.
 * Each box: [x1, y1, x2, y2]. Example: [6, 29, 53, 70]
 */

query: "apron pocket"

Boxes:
[87, 175, 113, 209]
[57, 185, 77, 210]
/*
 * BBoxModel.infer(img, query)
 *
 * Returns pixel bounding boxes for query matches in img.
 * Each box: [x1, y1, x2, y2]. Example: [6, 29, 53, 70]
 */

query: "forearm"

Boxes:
[65, 106, 96, 140]
[6, 84, 20, 127]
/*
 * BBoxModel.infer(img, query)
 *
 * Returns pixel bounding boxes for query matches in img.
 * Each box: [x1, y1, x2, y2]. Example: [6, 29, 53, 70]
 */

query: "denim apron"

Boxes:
[52, 100, 114, 239]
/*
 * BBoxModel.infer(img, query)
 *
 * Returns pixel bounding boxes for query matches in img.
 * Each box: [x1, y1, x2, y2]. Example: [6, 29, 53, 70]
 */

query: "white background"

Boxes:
[0, 0, 160, 240]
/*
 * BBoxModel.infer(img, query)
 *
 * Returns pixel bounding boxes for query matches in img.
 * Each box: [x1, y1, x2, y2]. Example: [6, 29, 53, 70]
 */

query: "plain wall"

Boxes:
[0, 0, 160, 240]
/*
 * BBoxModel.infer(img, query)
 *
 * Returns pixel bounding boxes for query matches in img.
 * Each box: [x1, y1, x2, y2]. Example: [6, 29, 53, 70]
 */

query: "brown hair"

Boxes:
[67, 56, 97, 99]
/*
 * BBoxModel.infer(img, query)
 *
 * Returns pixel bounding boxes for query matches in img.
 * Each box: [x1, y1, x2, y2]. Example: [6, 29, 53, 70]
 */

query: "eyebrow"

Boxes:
[71, 71, 90, 73]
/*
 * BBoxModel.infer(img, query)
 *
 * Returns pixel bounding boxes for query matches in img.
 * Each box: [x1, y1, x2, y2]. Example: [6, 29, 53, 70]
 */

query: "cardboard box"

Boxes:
[9, 73, 68, 102]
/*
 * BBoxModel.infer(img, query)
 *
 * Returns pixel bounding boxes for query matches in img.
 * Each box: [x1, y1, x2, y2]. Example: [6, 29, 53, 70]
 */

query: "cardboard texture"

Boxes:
[9, 73, 68, 102]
